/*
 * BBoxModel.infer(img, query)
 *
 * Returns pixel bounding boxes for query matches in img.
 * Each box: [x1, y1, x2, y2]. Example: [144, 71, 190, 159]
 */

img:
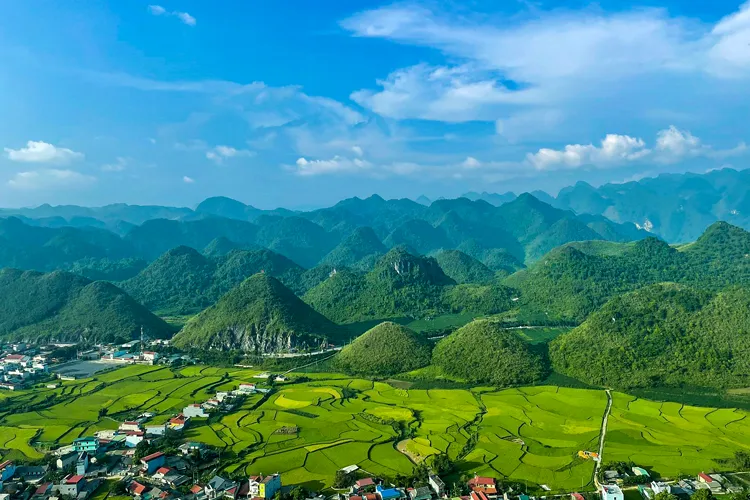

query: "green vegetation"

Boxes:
[550, 283, 750, 389]
[0, 268, 173, 342]
[172, 273, 345, 352]
[304, 248, 456, 323]
[122, 246, 305, 315]
[335, 322, 432, 376]
[434, 250, 495, 284]
[319, 226, 387, 270]
[432, 319, 547, 386]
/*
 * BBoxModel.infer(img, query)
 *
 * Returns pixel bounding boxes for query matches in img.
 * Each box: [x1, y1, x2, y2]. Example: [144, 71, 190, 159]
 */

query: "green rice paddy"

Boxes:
[3, 365, 750, 492]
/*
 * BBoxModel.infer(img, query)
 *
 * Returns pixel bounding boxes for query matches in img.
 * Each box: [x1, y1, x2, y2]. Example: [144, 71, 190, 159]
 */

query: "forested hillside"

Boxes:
[0, 269, 173, 342]
[549, 284, 750, 389]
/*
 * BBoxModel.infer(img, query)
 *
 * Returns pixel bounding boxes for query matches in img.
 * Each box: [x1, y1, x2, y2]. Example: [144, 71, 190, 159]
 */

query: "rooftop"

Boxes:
[141, 451, 165, 462]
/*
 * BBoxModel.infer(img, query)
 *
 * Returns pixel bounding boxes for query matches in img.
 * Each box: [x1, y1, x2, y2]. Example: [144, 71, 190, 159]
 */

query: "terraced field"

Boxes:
[604, 392, 750, 477]
[4, 365, 750, 492]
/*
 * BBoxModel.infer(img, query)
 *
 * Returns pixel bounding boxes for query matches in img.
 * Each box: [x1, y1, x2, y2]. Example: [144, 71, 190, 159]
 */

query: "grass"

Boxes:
[5, 364, 750, 492]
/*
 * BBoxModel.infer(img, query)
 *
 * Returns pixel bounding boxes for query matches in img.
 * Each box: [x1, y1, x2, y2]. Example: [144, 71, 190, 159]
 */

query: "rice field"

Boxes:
[4, 365, 750, 491]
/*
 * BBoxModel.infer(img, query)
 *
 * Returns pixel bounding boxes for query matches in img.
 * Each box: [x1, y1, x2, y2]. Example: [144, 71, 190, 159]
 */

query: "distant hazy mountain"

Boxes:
[461, 191, 517, 206]
[552, 168, 750, 242]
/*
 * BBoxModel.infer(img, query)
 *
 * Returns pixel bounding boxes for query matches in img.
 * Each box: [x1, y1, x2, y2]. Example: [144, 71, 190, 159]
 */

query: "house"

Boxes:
[163, 471, 190, 488]
[190, 485, 204, 495]
[205, 476, 235, 499]
[146, 424, 167, 436]
[34, 482, 53, 497]
[73, 437, 99, 454]
[142, 352, 160, 363]
[14, 465, 49, 483]
[470, 492, 489, 500]
[125, 433, 145, 448]
[169, 415, 188, 431]
[377, 485, 404, 500]
[651, 482, 671, 495]
[120, 421, 142, 432]
[248, 474, 281, 499]
[601, 484, 624, 500]
[632, 467, 650, 477]
[76, 452, 89, 476]
[410, 486, 432, 500]
[3, 354, 29, 365]
[571, 494, 585, 500]
[58, 475, 86, 497]
[237, 384, 255, 394]
[355, 478, 376, 490]
[129, 481, 149, 497]
[183, 404, 209, 418]
[428, 475, 445, 497]
[275, 375, 287, 382]
[698, 473, 713, 484]
[468, 476, 497, 495]
[57, 452, 78, 471]
[178, 442, 205, 456]
[709, 474, 726, 484]
[141, 452, 166, 474]
[0, 461, 16, 481]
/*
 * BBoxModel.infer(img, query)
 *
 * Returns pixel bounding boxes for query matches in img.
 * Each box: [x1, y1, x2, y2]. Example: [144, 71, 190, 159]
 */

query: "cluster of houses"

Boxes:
[346, 474, 504, 500]
[0, 345, 50, 390]
[600, 467, 744, 500]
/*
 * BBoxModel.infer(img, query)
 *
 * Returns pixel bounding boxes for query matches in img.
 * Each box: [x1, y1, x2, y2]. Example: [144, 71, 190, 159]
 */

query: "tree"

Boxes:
[428, 454, 454, 475]
[654, 492, 678, 500]
[98, 408, 108, 418]
[333, 470, 354, 489]
[134, 440, 153, 461]
[692, 490, 713, 500]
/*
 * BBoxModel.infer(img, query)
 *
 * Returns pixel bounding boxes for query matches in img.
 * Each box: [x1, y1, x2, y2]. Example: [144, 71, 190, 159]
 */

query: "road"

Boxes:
[594, 389, 613, 488]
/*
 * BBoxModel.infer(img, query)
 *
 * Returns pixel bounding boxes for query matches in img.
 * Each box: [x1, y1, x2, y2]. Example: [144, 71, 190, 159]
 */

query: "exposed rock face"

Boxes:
[204, 325, 298, 352]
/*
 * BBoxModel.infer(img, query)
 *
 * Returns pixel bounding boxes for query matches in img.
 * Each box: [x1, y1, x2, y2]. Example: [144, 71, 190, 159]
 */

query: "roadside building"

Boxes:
[0, 461, 16, 482]
[468, 476, 497, 495]
[376, 485, 404, 500]
[76, 453, 89, 476]
[632, 467, 650, 477]
[601, 484, 624, 500]
[73, 437, 99, 454]
[119, 421, 142, 432]
[57, 452, 78, 471]
[572, 493, 585, 500]
[409, 486, 432, 500]
[146, 424, 167, 436]
[183, 404, 209, 418]
[57, 475, 86, 497]
[428, 475, 445, 497]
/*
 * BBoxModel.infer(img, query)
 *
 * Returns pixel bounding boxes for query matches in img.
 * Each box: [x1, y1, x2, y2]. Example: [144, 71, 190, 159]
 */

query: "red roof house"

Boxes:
[355, 478, 376, 489]
[129, 481, 148, 496]
[468, 476, 497, 495]
[699, 473, 714, 483]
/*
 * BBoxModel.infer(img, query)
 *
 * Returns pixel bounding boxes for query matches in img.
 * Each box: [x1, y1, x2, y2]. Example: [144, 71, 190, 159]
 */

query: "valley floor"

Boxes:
[1, 365, 750, 493]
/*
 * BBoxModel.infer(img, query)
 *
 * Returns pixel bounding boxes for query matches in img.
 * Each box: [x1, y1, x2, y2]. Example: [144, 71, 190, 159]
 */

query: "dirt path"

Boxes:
[396, 439, 423, 464]
[594, 389, 613, 488]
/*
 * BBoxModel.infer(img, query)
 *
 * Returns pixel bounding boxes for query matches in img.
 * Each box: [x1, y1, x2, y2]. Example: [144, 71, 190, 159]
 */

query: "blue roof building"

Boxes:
[377, 485, 404, 500]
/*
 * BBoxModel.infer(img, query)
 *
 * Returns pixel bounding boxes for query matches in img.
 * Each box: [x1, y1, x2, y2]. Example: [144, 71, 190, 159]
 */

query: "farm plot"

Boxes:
[604, 392, 750, 478]
[474, 386, 606, 492]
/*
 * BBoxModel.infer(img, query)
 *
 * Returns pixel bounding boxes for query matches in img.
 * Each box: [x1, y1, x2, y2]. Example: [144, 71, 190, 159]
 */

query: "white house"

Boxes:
[601, 485, 624, 500]
[183, 404, 208, 418]
[119, 421, 142, 432]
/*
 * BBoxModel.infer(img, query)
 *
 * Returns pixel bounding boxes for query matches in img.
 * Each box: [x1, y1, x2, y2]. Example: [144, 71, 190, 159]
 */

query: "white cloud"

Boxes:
[148, 5, 196, 26]
[205, 145, 255, 164]
[8, 169, 95, 190]
[342, 2, 750, 126]
[101, 157, 127, 172]
[183, 176, 195, 183]
[461, 157, 481, 169]
[294, 156, 372, 176]
[4, 141, 84, 164]
[653, 125, 702, 162]
[351, 145, 364, 157]
[527, 133, 649, 170]
[175, 12, 196, 26]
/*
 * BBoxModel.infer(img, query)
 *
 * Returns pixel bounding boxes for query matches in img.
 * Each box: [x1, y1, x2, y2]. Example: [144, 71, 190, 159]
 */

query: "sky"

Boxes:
[1, 0, 750, 209]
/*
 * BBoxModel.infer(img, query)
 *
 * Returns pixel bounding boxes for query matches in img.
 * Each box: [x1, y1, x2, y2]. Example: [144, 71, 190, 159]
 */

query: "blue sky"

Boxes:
[1, 0, 749, 209]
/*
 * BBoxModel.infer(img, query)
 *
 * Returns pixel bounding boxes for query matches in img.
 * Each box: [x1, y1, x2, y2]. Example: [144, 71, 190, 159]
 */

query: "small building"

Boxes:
[651, 482, 671, 495]
[183, 404, 209, 418]
[428, 475, 445, 497]
[168, 415, 188, 431]
[120, 421, 142, 432]
[73, 437, 99, 454]
[468, 476, 497, 495]
[632, 467, 650, 477]
[410, 488, 432, 500]
[205, 475, 235, 499]
[572, 493, 585, 500]
[129, 480, 149, 497]
[601, 484, 624, 500]
[76, 452, 89, 476]
[377, 485, 404, 500]
[178, 442, 205, 456]
[275, 375, 287, 382]
[258, 474, 282, 499]
[698, 473, 713, 484]
[34, 482, 53, 497]
[355, 478, 376, 490]
[470, 492, 489, 500]
[58, 475, 86, 497]
[0, 461, 16, 482]
[56, 452, 78, 471]
[126, 433, 145, 448]
[146, 424, 167, 436]
[140, 452, 166, 475]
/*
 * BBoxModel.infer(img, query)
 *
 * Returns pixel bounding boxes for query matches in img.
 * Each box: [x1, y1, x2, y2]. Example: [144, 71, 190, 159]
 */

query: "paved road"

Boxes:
[594, 389, 613, 488]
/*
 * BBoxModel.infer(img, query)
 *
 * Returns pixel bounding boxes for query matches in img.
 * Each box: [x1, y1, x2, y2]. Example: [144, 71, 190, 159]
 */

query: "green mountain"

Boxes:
[304, 248, 455, 323]
[0, 269, 173, 342]
[456, 240, 524, 274]
[255, 216, 337, 268]
[384, 219, 451, 255]
[524, 218, 604, 262]
[172, 273, 343, 352]
[549, 283, 750, 389]
[432, 319, 547, 385]
[506, 222, 750, 323]
[335, 322, 432, 376]
[194, 196, 261, 221]
[319, 226, 386, 270]
[434, 250, 495, 284]
[122, 247, 305, 315]
[203, 237, 243, 257]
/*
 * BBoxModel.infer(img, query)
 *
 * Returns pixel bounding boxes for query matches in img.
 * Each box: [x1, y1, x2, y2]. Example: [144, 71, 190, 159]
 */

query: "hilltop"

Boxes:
[172, 273, 344, 352]
[434, 249, 496, 284]
[319, 226, 387, 270]
[549, 283, 750, 389]
[335, 322, 432, 376]
[122, 247, 305, 315]
[432, 319, 547, 385]
[0, 269, 173, 342]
